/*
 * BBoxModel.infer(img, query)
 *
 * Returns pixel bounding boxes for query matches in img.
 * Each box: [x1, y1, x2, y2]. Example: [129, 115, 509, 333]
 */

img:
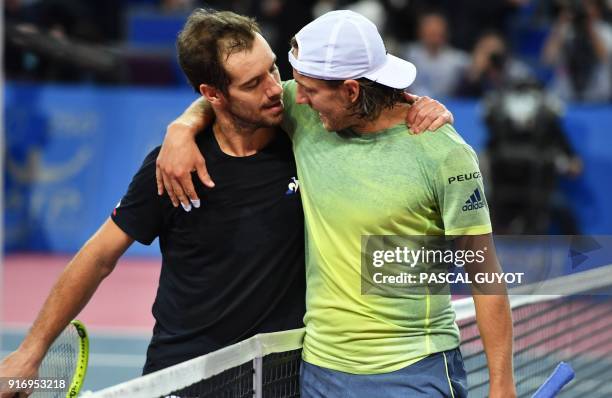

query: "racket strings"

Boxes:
[35, 325, 80, 396]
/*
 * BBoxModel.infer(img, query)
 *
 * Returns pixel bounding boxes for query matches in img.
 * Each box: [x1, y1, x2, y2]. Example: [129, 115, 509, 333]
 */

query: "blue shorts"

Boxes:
[300, 348, 468, 398]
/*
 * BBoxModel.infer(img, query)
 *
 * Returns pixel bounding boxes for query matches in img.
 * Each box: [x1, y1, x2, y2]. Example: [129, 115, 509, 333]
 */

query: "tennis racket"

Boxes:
[34, 320, 89, 398]
[532, 362, 575, 398]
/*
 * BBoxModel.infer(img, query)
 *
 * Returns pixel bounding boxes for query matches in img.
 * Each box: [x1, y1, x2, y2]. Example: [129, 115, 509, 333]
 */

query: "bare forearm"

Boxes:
[156, 96, 216, 202]
[457, 234, 515, 394]
[20, 249, 109, 360]
[171, 96, 214, 133]
[18, 220, 129, 364]
[474, 294, 515, 392]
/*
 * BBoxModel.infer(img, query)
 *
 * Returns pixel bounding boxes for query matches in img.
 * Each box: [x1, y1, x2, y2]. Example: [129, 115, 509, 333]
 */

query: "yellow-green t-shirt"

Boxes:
[281, 80, 492, 374]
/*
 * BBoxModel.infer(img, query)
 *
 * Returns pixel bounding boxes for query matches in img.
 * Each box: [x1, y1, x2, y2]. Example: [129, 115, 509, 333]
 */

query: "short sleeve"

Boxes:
[280, 79, 322, 144]
[111, 147, 166, 245]
[281, 80, 299, 137]
[433, 145, 492, 236]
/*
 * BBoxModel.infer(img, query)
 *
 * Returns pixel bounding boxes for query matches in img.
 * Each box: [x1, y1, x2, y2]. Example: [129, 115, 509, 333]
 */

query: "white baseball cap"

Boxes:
[288, 10, 417, 89]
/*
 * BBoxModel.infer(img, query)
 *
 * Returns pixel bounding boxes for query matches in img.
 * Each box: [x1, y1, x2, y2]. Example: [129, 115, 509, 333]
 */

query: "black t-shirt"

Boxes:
[111, 128, 305, 374]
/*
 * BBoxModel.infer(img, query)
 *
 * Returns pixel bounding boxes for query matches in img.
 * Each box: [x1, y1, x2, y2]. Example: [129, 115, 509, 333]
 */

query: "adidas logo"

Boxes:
[462, 188, 485, 211]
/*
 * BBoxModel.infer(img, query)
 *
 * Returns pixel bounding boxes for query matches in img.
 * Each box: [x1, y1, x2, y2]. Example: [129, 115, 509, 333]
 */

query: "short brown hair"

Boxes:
[177, 9, 261, 94]
[290, 37, 404, 121]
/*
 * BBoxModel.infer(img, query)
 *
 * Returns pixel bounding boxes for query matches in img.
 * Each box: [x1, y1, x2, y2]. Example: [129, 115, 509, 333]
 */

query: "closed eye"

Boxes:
[244, 79, 259, 89]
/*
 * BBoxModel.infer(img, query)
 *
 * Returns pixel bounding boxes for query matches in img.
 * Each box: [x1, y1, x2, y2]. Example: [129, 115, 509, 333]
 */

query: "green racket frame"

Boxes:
[66, 320, 89, 398]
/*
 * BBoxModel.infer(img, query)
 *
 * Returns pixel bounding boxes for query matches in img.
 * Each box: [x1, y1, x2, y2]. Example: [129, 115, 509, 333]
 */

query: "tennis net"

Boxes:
[85, 264, 612, 398]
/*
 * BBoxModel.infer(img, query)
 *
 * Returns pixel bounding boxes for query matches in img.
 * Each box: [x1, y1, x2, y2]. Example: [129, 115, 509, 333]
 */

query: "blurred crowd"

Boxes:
[5, 0, 612, 102]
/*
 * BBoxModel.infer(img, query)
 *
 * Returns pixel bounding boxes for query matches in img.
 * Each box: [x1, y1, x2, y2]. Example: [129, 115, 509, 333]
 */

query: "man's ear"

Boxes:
[199, 84, 224, 105]
[343, 80, 360, 104]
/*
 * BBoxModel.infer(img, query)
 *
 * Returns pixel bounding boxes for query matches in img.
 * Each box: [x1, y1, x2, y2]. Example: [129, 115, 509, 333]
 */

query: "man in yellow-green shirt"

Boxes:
[281, 10, 513, 398]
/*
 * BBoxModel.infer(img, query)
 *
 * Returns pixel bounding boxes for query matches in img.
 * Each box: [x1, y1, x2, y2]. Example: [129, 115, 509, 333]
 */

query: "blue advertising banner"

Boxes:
[5, 83, 195, 255]
[4, 83, 612, 255]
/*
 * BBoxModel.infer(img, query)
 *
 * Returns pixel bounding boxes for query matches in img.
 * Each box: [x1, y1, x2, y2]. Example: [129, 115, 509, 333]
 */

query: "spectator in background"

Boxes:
[383, 0, 530, 53]
[457, 31, 532, 97]
[4, 0, 122, 82]
[161, 0, 197, 13]
[542, 0, 612, 102]
[401, 11, 469, 97]
[252, 0, 315, 79]
[482, 78, 583, 234]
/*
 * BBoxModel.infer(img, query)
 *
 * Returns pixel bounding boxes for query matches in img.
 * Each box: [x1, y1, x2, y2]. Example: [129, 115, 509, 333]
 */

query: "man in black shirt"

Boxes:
[115, 131, 305, 373]
[0, 11, 306, 380]
[0, 9, 451, 384]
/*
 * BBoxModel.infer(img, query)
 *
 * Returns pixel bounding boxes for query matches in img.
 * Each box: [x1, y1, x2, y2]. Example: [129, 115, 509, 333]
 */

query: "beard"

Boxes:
[318, 111, 352, 132]
[225, 97, 283, 131]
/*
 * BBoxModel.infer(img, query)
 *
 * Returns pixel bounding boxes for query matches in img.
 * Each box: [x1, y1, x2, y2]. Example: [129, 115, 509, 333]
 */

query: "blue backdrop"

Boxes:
[4, 83, 612, 255]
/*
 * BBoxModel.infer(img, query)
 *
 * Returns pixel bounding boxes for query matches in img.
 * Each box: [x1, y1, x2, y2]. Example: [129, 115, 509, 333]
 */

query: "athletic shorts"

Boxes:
[300, 348, 468, 398]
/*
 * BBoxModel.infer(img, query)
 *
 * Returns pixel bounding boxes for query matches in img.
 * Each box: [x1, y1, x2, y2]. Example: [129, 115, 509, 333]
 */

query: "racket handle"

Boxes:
[532, 362, 575, 398]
